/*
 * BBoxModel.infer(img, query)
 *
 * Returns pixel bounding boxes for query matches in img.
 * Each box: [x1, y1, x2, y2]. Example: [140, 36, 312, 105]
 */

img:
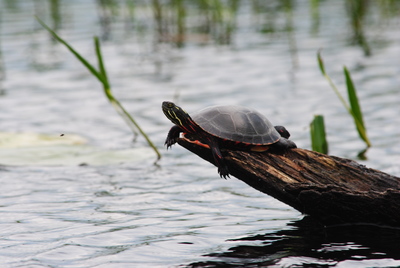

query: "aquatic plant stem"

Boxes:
[344, 66, 371, 148]
[94, 37, 161, 160]
[37, 17, 161, 160]
[317, 52, 352, 114]
[317, 51, 371, 155]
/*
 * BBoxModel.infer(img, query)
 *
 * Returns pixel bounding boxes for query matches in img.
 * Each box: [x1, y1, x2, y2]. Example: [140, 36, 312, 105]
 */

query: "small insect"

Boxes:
[60, 133, 64, 137]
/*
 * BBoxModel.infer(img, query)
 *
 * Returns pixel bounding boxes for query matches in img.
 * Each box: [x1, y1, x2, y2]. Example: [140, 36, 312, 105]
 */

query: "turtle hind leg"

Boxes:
[165, 125, 182, 149]
[208, 138, 230, 179]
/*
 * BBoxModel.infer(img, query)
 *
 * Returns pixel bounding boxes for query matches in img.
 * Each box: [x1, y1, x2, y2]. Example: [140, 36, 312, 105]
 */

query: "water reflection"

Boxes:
[97, 0, 113, 41]
[185, 216, 400, 267]
[346, 0, 371, 56]
[58, 0, 398, 51]
[0, 39, 5, 95]
[309, 0, 320, 35]
[49, 0, 61, 34]
[8, 0, 397, 79]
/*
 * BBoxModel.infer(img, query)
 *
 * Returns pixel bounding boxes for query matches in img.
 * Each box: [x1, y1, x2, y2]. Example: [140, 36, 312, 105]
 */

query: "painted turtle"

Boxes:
[162, 101, 296, 178]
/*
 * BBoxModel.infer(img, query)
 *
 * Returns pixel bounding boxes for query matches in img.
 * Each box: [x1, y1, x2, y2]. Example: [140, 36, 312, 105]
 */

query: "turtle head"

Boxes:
[162, 101, 192, 128]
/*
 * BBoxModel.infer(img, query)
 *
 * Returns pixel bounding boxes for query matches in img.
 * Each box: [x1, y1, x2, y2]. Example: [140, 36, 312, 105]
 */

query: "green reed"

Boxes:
[310, 115, 328, 154]
[317, 52, 371, 157]
[36, 17, 161, 160]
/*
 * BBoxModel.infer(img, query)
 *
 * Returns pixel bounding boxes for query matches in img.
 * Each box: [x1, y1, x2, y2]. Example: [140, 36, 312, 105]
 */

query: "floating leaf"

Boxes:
[0, 132, 154, 166]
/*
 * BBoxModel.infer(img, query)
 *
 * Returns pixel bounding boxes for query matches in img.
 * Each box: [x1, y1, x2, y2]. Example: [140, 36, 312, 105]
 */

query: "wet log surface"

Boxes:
[177, 138, 400, 227]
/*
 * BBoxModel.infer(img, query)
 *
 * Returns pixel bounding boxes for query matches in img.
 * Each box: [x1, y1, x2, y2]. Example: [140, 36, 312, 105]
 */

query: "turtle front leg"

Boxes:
[208, 138, 230, 179]
[165, 125, 182, 149]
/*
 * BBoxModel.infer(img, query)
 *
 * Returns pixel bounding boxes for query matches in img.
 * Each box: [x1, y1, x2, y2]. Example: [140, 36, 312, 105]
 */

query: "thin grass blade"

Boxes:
[344, 67, 371, 147]
[317, 52, 352, 114]
[93, 36, 161, 160]
[94, 37, 110, 89]
[317, 50, 325, 74]
[36, 16, 105, 84]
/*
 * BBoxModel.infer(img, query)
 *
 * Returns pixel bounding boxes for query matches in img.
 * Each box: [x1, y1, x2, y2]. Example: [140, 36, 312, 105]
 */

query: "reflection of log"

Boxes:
[186, 216, 400, 267]
[177, 138, 400, 226]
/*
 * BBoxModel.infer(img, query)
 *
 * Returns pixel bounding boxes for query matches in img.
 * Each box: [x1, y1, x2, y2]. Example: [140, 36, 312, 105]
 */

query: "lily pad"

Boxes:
[0, 132, 154, 166]
[0, 132, 87, 148]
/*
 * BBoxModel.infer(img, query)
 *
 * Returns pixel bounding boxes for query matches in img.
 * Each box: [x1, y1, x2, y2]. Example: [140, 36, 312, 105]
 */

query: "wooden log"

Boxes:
[177, 138, 400, 227]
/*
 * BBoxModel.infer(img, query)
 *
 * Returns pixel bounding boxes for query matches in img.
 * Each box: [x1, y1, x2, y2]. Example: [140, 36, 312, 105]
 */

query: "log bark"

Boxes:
[177, 138, 400, 227]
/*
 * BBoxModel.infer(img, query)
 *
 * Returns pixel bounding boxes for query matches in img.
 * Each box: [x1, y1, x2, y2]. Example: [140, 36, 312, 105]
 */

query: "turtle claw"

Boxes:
[220, 174, 230, 179]
[218, 166, 230, 179]
[164, 138, 175, 149]
[165, 126, 181, 149]
[165, 138, 178, 149]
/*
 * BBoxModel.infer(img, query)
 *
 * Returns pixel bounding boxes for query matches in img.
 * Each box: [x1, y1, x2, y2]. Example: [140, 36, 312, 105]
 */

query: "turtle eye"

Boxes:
[167, 102, 174, 108]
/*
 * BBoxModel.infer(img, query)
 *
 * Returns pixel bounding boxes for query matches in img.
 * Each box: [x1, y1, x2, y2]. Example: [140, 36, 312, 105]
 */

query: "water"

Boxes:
[0, 0, 399, 267]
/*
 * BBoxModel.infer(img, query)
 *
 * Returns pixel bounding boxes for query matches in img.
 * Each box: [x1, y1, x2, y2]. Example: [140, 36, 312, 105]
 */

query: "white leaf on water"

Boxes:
[0, 132, 154, 166]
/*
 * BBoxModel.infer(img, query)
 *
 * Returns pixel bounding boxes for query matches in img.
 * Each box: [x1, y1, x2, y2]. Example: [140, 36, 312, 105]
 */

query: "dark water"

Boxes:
[188, 217, 400, 267]
[0, 0, 399, 267]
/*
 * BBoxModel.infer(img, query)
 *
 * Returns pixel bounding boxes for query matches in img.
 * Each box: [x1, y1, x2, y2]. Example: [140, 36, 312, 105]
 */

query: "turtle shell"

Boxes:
[192, 105, 280, 145]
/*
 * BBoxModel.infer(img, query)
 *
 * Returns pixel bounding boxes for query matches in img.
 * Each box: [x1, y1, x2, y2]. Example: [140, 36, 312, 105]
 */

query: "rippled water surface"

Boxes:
[0, 0, 400, 267]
